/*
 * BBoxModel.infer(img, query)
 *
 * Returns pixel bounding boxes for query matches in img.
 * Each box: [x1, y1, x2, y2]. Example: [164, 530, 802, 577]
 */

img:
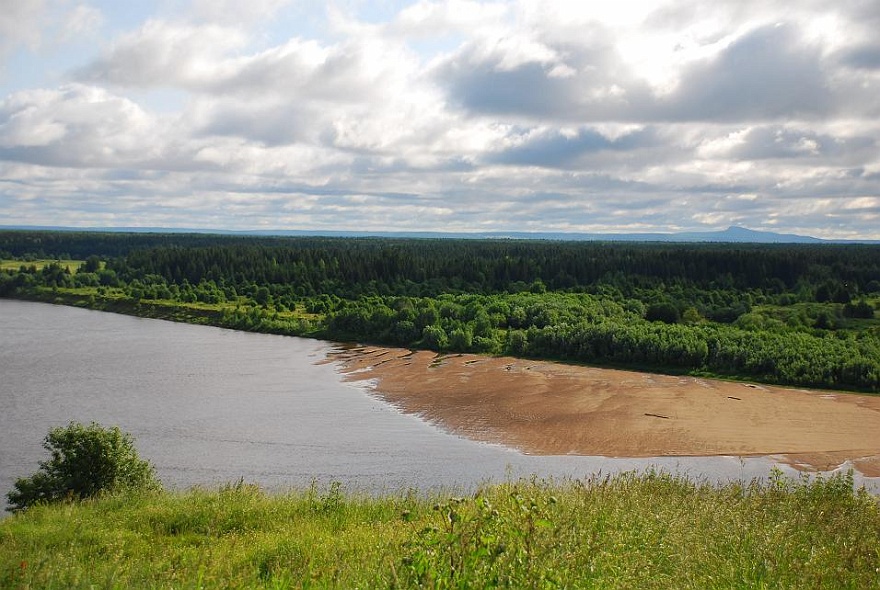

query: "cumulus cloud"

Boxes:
[76, 20, 248, 88]
[0, 85, 162, 167]
[709, 126, 876, 162]
[436, 20, 850, 124]
[1, 0, 880, 238]
[486, 126, 660, 167]
[660, 24, 832, 122]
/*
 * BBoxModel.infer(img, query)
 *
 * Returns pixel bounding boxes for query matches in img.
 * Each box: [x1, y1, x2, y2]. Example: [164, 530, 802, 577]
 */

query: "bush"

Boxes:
[645, 302, 680, 324]
[843, 299, 875, 319]
[6, 422, 161, 512]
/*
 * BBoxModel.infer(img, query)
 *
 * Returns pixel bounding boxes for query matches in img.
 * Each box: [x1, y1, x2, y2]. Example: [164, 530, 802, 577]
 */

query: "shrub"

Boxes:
[6, 422, 161, 512]
[645, 302, 680, 324]
[843, 299, 875, 319]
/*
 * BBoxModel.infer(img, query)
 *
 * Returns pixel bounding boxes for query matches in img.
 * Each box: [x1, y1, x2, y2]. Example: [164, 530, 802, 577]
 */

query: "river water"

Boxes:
[0, 299, 859, 499]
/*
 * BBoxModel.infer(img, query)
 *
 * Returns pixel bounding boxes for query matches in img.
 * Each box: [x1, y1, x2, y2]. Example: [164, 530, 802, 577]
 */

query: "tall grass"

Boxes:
[2, 471, 878, 589]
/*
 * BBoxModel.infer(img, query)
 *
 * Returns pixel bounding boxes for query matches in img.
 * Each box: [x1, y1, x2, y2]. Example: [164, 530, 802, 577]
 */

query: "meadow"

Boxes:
[0, 259, 83, 273]
[2, 471, 878, 589]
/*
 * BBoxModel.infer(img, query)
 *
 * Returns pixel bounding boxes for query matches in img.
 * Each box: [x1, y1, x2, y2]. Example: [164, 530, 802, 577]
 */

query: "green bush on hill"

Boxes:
[6, 422, 161, 512]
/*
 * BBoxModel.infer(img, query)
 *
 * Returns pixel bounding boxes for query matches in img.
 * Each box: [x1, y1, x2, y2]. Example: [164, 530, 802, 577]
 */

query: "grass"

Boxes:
[753, 299, 880, 332]
[0, 259, 84, 273]
[2, 471, 879, 589]
[13, 287, 319, 328]
[36, 286, 318, 318]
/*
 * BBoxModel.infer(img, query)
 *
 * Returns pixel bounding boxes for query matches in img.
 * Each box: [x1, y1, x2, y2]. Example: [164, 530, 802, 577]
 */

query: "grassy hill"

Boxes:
[2, 471, 878, 589]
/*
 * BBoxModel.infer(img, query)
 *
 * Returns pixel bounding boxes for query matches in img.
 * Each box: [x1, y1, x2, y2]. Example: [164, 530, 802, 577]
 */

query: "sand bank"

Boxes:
[330, 346, 880, 476]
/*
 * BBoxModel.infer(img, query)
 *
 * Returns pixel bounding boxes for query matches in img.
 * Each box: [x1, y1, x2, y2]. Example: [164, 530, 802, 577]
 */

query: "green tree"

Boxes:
[80, 255, 102, 273]
[254, 286, 271, 307]
[449, 326, 474, 351]
[421, 325, 448, 351]
[843, 299, 875, 319]
[6, 422, 161, 512]
[681, 306, 702, 325]
[645, 302, 680, 324]
[507, 329, 529, 355]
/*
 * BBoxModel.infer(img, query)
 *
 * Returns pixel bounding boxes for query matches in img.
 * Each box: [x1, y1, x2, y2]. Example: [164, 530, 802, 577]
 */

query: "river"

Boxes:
[0, 299, 847, 499]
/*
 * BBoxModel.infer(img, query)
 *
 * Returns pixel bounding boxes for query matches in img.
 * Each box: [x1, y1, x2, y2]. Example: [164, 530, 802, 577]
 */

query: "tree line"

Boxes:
[1, 230, 879, 391]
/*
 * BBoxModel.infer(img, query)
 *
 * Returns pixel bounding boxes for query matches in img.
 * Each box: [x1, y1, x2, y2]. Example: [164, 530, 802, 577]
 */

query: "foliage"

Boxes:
[1, 472, 879, 588]
[3, 230, 880, 391]
[6, 422, 161, 512]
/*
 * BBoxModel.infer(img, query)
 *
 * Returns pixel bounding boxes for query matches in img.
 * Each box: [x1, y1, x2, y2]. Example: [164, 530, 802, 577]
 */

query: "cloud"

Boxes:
[189, 0, 293, 26]
[0, 1, 104, 64]
[59, 4, 103, 43]
[441, 59, 578, 118]
[76, 20, 248, 88]
[660, 24, 832, 121]
[703, 126, 876, 162]
[76, 18, 459, 157]
[391, 0, 509, 37]
[436, 20, 844, 124]
[0, 84, 165, 168]
[204, 37, 413, 102]
[434, 20, 629, 121]
[841, 44, 880, 70]
[192, 99, 314, 146]
[0, 0, 48, 57]
[2, 0, 880, 239]
[486, 126, 660, 167]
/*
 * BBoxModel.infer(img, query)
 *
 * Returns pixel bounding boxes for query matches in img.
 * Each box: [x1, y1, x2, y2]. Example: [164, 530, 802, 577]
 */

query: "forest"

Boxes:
[2, 230, 879, 391]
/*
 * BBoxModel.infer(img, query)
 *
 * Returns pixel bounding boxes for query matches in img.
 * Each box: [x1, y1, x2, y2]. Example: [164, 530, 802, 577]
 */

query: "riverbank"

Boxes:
[333, 346, 880, 476]
[8, 293, 880, 475]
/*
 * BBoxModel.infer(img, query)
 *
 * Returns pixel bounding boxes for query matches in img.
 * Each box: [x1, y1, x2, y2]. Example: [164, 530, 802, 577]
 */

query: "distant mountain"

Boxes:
[0, 225, 873, 243]
[657, 226, 824, 244]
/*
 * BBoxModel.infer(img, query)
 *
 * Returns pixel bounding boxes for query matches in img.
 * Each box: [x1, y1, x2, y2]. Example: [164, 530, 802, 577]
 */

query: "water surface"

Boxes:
[1, 299, 857, 498]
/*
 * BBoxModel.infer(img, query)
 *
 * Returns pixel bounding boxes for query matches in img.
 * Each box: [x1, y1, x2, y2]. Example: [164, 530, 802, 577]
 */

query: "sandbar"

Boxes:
[330, 346, 880, 476]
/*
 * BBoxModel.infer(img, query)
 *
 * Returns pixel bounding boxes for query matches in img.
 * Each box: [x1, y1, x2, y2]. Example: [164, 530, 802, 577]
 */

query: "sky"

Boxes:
[1, 1, 879, 238]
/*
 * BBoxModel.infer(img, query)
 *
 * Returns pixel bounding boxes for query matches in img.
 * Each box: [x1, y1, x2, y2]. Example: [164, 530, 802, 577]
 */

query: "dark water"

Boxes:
[0, 300, 865, 499]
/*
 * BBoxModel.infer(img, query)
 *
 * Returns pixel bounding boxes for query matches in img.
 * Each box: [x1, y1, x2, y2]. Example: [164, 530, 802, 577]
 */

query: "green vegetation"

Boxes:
[2, 230, 880, 391]
[0, 259, 83, 273]
[2, 471, 878, 588]
[6, 423, 161, 513]
[4, 234, 880, 587]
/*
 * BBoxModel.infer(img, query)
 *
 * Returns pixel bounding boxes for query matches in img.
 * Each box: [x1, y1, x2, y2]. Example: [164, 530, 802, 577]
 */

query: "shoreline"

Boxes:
[331, 346, 880, 477]
[7, 296, 880, 476]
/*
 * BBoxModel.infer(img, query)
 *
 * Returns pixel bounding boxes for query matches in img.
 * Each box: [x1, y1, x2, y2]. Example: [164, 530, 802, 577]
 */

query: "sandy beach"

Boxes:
[331, 346, 880, 476]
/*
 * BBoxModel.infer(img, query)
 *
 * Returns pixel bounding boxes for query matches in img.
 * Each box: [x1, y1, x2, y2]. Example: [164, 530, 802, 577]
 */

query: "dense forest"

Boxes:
[2, 230, 879, 391]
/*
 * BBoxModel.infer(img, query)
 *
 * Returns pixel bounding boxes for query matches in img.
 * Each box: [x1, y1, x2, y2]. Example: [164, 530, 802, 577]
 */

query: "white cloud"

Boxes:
[77, 20, 248, 88]
[0, 1, 104, 63]
[0, 84, 165, 167]
[392, 0, 509, 37]
[1, 0, 880, 238]
[0, 0, 48, 56]
[60, 4, 104, 42]
[189, 0, 293, 25]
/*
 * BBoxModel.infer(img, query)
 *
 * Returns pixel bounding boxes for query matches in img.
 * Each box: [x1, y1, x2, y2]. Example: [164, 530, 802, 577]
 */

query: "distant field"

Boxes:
[0, 259, 84, 273]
